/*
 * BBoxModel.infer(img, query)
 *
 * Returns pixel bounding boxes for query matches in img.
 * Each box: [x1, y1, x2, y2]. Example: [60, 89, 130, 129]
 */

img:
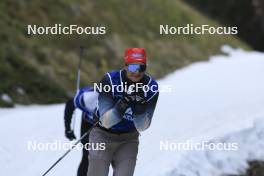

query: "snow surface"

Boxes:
[0, 46, 264, 176]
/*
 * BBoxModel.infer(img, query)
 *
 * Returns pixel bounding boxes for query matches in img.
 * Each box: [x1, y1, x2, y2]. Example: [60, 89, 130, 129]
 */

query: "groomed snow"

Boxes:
[0, 46, 264, 176]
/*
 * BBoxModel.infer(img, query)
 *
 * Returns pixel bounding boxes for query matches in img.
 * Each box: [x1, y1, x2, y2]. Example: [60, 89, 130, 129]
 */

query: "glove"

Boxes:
[133, 98, 147, 115]
[116, 94, 134, 115]
[92, 113, 100, 123]
[65, 130, 76, 141]
[122, 94, 134, 104]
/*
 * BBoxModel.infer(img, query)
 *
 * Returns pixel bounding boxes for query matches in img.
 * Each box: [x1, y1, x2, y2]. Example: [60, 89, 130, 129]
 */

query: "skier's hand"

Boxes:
[130, 92, 147, 115]
[133, 100, 147, 115]
[122, 94, 134, 104]
[116, 94, 133, 115]
[65, 130, 76, 141]
[92, 113, 100, 123]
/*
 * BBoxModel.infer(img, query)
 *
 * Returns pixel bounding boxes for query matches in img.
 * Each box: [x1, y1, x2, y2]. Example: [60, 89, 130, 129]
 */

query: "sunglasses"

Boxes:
[127, 64, 146, 72]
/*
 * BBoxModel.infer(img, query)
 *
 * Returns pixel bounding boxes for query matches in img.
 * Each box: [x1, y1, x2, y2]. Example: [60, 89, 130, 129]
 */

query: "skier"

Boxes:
[74, 48, 159, 176]
[64, 91, 98, 176]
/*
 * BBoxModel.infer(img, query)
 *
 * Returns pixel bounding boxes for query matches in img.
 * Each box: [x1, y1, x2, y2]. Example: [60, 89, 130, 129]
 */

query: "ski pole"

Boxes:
[76, 46, 84, 92]
[41, 121, 99, 176]
[71, 46, 85, 131]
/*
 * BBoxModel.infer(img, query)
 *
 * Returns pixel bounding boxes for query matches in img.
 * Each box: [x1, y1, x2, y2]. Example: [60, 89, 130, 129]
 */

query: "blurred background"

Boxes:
[0, 0, 264, 176]
[0, 0, 255, 107]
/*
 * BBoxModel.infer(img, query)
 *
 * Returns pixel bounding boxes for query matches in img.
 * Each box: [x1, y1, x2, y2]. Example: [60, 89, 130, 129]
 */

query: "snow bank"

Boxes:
[167, 118, 264, 176]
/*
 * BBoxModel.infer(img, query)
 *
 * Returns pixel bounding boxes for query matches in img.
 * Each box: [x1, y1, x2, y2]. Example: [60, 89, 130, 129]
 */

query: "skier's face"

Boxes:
[125, 62, 146, 82]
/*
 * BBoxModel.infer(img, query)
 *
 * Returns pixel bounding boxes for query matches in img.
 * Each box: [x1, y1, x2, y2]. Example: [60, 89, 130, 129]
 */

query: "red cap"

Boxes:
[124, 48, 146, 64]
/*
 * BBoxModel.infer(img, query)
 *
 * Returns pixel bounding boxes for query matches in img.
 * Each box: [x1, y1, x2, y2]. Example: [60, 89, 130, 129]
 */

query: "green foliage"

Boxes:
[184, 0, 264, 50]
[0, 0, 249, 106]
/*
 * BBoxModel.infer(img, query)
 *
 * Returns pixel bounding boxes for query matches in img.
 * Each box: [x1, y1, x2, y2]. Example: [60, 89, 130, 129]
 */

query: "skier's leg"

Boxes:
[87, 127, 115, 176]
[77, 116, 93, 176]
[112, 136, 139, 176]
[113, 157, 137, 176]
[87, 159, 110, 176]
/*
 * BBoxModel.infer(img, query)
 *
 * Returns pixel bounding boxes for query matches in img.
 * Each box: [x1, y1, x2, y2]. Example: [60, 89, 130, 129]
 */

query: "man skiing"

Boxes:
[74, 48, 159, 176]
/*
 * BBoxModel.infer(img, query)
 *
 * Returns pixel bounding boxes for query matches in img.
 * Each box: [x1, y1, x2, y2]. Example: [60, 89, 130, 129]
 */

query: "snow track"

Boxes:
[1, 46, 264, 176]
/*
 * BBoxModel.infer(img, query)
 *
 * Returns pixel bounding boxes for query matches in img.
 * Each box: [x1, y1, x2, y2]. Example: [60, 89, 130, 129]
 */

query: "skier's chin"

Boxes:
[128, 75, 143, 82]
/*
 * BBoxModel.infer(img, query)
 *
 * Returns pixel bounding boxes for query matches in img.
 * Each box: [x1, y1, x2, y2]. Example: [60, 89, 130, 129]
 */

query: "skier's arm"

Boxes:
[64, 98, 76, 140]
[133, 92, 159, 132]
[97, 75, 125, 128]
[74, 87, 98, 117]
[64, 98, 75, 131]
